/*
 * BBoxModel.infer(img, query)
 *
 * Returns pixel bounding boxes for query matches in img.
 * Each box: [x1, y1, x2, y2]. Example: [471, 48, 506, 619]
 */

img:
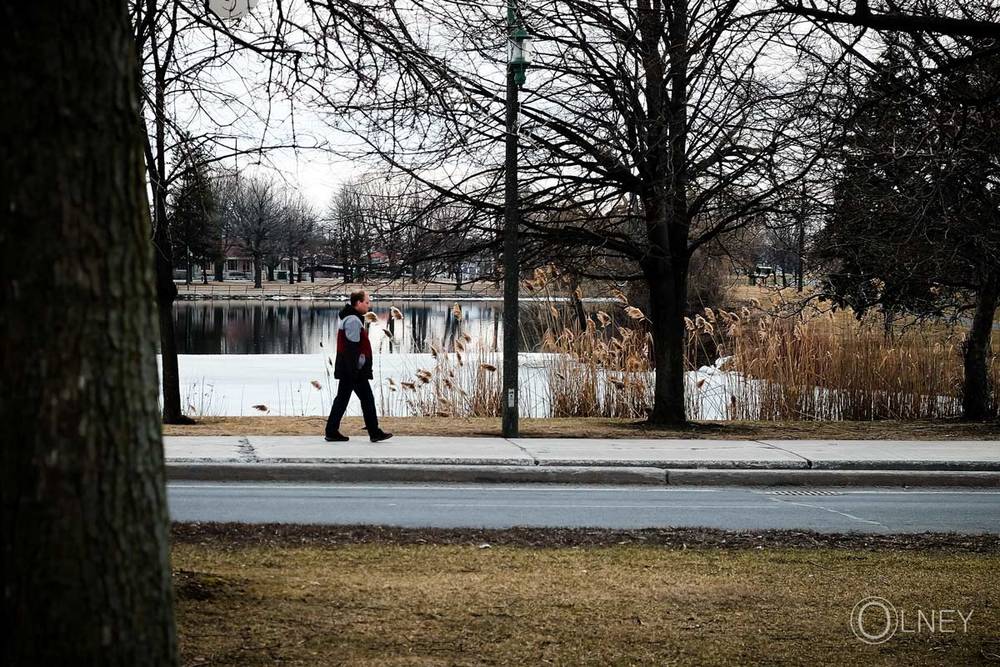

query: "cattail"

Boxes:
[364, 312, 378, 323]
[609, 378, 625, 388]
[562, 327, 575, 342]
[436, 411, 451, 417]
[625, 306, 645, 320]
[430, 344, 439, 358]
[704, 307, 716, 322]
[401, 381, 416, 391]
[611, 287, 628, 303]
[550, 305, 559, 318]
[462, 332, 472, 343]
[456, 339, 466, 352]
[310, 380, 322, 390]
[388, 378, 397, 387]
[252, 404, 269, 412]
[696, 379, 706, 389]
[390, 306, 404, 320]
[456, 351, 464, 366]
[703, 322, 714, 335]
[596, 311, 611, 327]
[574, 287, 583, 300]
[684, 317, 695, 331]
[480, 363, 497, 372]
[694, 315, 707, 330]
[452, 303, 462, 320]
[382, 327, 395, 341]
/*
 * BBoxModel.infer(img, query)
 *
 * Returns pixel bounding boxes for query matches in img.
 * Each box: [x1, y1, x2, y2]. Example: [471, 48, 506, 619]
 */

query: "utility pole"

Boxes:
[502, 1, 530, 438]
[797, 182, 806, 293]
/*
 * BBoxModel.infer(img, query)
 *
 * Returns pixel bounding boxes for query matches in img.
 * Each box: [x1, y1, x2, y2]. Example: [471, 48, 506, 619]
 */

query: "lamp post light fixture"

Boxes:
[502, 3, 531, 438]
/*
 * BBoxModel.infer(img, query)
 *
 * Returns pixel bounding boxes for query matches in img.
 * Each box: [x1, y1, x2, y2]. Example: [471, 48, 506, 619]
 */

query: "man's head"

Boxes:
[350, 289, 371, 314]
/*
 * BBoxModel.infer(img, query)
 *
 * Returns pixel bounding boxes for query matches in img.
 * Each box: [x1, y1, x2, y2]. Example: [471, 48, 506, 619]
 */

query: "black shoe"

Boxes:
[324, 431, 349, 442]
[369, 430, 393, 443]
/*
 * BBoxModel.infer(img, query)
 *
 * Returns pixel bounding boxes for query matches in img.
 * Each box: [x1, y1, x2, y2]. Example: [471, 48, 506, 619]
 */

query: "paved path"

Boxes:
[165, 436, 1000, 469]
[167, 482, 1000, 534]
[165, 436, 1000, 487]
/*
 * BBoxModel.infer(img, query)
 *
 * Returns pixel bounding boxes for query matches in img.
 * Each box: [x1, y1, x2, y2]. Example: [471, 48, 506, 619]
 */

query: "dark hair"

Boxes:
[350, 290, 368, 306]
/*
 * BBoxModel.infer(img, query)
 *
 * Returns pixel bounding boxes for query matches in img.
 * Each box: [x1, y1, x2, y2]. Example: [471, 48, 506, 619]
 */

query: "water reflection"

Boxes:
[173, 300, 604, 355]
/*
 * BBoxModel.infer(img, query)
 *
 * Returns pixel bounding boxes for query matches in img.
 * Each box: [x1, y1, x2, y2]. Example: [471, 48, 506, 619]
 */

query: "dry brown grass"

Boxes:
[692, 309, 1000, 421]
[163, 415, 1000, 439]
[173, 540, 1000, 666]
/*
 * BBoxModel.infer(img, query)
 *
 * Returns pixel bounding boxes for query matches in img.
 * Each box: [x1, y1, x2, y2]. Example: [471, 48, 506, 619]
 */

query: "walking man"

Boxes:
[325, 289, 392, 442]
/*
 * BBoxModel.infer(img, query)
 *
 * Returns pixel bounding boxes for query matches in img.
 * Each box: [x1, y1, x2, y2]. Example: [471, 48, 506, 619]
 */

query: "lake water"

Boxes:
[173, 299, 616, 355]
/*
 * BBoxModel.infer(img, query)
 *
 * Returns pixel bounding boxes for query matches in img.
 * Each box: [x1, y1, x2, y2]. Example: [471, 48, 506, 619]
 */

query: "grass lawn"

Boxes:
[164, 415, 1000, 439]
[173, 525, 1000, 666]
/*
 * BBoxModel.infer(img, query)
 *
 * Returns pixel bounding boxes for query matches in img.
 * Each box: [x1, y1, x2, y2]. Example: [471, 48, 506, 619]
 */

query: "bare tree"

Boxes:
[277, 192, 318, 284]
[297, 0, 833, 423]
[2, 1, 175, 662]
[778, 0, 1000, 38]
[131, 0, 310, 423]
[227, 174, 282, 288]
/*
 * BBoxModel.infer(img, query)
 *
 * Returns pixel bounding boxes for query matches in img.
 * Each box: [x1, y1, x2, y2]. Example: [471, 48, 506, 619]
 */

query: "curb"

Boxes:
[167, 463, 667, 485]
[666, 469, 1000, 487]
[167, 463, 1000, 487]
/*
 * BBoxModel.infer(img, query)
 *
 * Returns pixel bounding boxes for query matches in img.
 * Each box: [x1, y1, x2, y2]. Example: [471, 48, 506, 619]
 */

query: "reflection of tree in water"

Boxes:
[444, 307, 459, 351]
[172, 300, 619, 355]
[410, 306, 430, 353]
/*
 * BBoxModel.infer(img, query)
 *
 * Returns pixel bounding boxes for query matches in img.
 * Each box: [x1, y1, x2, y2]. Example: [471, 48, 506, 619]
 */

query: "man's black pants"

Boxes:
[325, 375, 380, 437]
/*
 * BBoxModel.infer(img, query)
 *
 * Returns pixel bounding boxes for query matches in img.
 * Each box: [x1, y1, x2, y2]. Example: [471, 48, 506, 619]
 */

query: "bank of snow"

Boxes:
[160, 353, 739, 419]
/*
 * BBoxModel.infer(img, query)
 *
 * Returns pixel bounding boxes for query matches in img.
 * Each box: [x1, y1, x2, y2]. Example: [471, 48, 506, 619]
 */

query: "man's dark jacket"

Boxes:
[334, 304, 374, 380]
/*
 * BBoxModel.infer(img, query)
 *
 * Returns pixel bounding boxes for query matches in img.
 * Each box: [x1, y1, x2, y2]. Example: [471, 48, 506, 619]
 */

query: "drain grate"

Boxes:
[767, 490, 844, 496]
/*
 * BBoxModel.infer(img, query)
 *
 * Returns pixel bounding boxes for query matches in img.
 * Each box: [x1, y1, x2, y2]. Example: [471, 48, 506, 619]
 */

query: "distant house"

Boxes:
[175, 254, 301, 282]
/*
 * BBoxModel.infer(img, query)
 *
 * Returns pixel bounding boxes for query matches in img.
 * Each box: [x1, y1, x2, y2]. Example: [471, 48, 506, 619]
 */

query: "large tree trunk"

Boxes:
[253, 258, 262, 288]
[0, 2, 177, 664]
[215, 258, 224, 282]
[963, 275, 999, 420]
[646, 260, 689, 424]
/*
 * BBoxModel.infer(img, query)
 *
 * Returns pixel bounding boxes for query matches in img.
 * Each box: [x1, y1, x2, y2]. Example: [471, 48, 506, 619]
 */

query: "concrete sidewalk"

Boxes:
[165, 436, 1000, 487]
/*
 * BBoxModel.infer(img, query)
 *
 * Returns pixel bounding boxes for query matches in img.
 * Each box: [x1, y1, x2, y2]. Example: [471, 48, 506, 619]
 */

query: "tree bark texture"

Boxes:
[963, 274, 999, 420]
[0, 2, 177, 665]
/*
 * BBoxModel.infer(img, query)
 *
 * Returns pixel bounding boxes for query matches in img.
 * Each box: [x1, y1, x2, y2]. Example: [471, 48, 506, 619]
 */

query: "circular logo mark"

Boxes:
[851, 596, 898, 644]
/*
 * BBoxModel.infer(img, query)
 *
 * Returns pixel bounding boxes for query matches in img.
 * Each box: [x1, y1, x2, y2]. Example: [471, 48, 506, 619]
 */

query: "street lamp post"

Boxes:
[503, 3, 530, 438]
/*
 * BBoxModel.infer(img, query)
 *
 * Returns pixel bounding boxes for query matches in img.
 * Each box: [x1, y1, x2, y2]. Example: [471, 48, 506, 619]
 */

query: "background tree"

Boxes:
[815, 39, 1000, 418]
[131, 0, 307, 423]
[1, 1, 176, 663]
[327, 180, 376, 282]
[168, 140, 220, 284]
[227, 174, 281, 288]
[302, 0, 831, 423]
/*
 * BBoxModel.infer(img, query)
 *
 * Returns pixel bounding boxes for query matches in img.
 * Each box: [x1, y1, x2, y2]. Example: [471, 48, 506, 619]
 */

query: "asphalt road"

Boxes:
[167, 483, 1000, 534]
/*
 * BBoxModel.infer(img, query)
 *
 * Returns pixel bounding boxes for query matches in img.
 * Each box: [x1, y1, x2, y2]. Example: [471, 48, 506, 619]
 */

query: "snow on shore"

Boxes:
[159, 353, 739, 419]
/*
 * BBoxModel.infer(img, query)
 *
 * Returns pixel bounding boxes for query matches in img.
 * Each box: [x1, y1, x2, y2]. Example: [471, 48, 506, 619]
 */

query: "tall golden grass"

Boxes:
[375, 266, 999, 421]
